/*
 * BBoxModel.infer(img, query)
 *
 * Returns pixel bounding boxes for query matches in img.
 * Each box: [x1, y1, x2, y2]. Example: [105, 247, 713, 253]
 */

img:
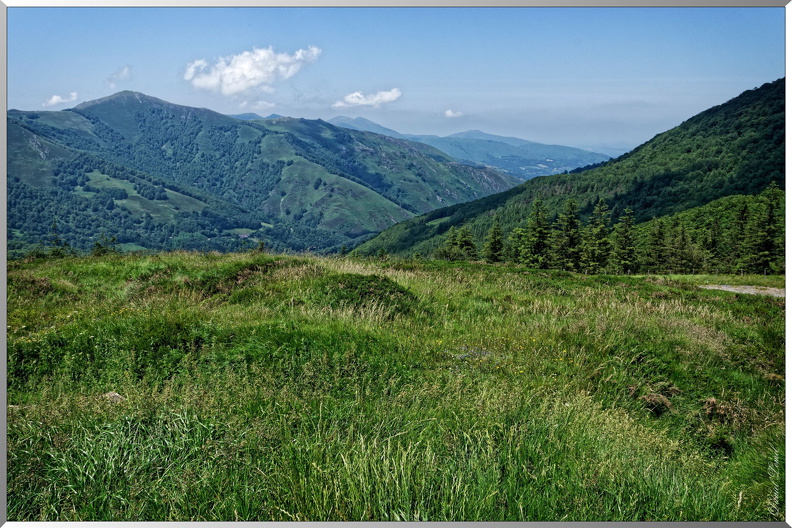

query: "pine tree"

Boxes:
[550, 198, 581, 271]
[518, 199, 551, 268]
[483, 215, 504, 263]
[740, 183, 783, 274]
[579, 198, 611, 274]
[609, 207, 637, 274]
[644, 217, 667, 273]
[434, 225, 477, 261]
[455, 225, 479, 260]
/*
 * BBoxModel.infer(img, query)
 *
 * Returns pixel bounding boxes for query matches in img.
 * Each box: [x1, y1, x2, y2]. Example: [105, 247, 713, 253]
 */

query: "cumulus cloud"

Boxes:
[445, 109, 463, 118]
[106, 65, 132, 88]
[42, 92, 78, 107]
[184, 45, 321, 97]
[332, 88, 402, 108]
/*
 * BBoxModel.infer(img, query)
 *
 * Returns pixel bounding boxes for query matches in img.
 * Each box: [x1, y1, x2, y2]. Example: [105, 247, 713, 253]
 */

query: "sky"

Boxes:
[6, 6, 786, 154]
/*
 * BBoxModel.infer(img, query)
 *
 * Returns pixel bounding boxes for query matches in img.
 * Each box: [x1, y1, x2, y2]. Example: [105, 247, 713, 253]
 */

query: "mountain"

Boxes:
[357, 78, 785, 261]
[328, 116, 404, 137]
[227, 112, 267, 120]
[328, 117, 611, 180]
[7, 91, 520, 257]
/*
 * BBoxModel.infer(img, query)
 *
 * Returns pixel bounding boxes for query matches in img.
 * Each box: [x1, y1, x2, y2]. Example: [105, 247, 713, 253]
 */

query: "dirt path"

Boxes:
[698, 285, 785, 298]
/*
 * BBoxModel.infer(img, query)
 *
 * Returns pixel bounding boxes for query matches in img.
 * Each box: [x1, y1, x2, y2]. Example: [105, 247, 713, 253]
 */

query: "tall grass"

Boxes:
[7, 252, 785, 521]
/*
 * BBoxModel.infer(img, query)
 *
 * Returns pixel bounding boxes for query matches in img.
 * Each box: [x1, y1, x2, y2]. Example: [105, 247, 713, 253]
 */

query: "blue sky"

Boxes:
[7, 6, 785, 153]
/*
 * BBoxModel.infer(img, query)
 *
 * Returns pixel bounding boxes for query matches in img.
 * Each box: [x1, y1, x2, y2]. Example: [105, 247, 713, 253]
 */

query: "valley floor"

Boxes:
[6, 252, 785, 521]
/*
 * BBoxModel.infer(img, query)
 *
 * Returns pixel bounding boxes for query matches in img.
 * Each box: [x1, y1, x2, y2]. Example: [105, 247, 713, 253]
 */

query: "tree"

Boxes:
[91, 233, 119, 256]
[609, 207, 637, 274]
[483, 215, 504, 263]
[516, 198, 551, 268]
[47, 219, 70, 258]
[579, 198, 611, 274]
[643, 217, 667, 273]
[550, 198, 581, 271]
[455, 225, 479, 260]
[434, 225, 477, 261]
[740, 182, 783, 273]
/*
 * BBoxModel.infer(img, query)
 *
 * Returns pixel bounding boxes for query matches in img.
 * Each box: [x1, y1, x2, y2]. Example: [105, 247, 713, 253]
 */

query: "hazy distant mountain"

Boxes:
[8, 91, 520, 255]
[328, 116, 403, 137]
[329, 117, 610, 180]
[228, 112, 267, 120]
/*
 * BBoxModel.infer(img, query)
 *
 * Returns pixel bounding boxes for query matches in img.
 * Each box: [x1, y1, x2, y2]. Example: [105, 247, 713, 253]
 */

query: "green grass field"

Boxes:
[6, 251, 785, 521]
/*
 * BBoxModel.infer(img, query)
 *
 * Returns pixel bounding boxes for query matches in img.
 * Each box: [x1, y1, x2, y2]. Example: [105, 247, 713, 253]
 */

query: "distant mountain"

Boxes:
[328, 116, 403, 137]
[329, 117, 610, 180]
[8, 91, 520, 256]
[357, 78, 785, 258]
[228, 112, 267, 120]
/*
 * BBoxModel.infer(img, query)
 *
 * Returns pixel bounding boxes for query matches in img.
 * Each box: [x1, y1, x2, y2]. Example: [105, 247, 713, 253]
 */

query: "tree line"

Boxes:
[433, 183, 784, 275]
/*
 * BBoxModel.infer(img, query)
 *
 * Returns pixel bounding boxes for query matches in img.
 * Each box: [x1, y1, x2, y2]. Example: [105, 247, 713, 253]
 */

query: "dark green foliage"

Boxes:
[579, 198, 612, 274]
[91, 233, 119, 257]
[511, 198, 551, 268]
[434, 225, 479, 261]
[483, 215, 504, 263]
[549, 198, 582, 272]
[609, 208, 637, 274]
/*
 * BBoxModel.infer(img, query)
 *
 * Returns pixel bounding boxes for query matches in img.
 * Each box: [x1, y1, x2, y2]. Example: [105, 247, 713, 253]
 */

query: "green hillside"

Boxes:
[357, 78, 785, 270]
[7, 92, 519, 256]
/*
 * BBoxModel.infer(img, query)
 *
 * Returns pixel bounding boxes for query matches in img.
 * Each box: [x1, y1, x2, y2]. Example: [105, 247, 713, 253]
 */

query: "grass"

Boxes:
[6, 252, 785, 521]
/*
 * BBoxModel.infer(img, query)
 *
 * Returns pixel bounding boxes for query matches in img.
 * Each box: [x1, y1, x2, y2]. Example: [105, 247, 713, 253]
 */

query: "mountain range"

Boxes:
[328, 116, 612, 180]
[7, 91, 521, 256]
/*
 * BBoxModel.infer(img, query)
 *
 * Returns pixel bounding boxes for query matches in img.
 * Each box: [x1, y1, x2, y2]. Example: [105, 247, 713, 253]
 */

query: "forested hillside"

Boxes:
[357, 78, 785, 275]
[7, 92, 519, 257]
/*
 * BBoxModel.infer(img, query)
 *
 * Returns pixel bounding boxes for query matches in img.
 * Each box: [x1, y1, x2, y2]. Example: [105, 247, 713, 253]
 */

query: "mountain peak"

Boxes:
[74, 91, 168, 109]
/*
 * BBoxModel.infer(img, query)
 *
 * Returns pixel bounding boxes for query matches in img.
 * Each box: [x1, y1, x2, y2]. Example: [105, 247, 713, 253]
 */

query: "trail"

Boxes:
[698, 285, 785, 298]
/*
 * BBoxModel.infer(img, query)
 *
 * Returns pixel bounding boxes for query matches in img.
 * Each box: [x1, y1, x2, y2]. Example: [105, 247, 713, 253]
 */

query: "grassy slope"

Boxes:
[7, 252, 784, 521]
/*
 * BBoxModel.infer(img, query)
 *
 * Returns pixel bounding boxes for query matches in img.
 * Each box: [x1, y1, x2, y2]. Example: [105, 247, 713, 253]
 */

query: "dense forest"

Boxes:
[429, 183, 784, 275]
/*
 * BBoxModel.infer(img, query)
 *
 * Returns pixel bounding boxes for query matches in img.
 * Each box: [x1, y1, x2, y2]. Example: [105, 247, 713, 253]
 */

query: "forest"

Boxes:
[431, 183, 784, 276]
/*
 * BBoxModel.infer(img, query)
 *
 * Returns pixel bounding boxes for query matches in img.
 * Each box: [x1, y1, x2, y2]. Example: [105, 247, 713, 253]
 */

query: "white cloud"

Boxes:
[42, 92, 78, 107]
[332, 88, 402, 108]
[445, 109, 463, 118]
[184, 46, 321, 97]
[106, 65, 132, 88]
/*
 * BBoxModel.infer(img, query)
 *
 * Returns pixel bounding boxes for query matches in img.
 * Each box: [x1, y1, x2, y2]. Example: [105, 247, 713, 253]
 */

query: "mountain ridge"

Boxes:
[356, 78, 785, 259]
[328, 116, 611, 180]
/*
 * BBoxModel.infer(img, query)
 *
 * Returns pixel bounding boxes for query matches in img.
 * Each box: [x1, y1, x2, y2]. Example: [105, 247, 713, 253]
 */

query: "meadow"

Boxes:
[6, 250, 785, 521]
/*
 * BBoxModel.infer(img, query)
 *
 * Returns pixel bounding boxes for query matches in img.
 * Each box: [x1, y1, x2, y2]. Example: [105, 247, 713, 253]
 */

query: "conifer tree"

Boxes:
[644, 217, 667, 273]
[518, 198, 551, 268]
[579, 198, 611, 274]
[550, 198, 581, 271]
[740, 182, 783, 273]
[609, 207, 637, 274]
[483, 215, 504, 263]
[455, 225, 479, 260]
